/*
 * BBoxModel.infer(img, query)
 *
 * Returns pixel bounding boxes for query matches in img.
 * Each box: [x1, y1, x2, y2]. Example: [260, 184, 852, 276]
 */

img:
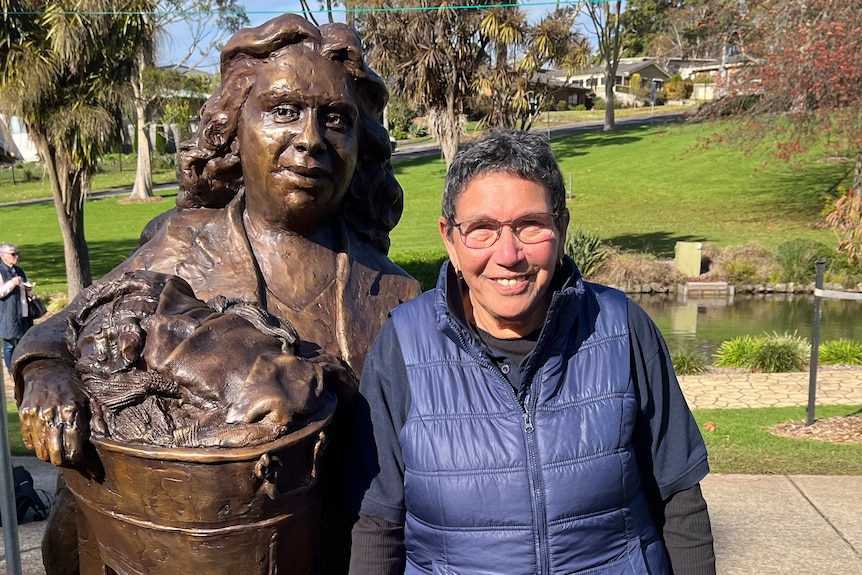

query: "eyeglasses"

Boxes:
[451, 213, 559, 249]
[3, 252, 18, 257]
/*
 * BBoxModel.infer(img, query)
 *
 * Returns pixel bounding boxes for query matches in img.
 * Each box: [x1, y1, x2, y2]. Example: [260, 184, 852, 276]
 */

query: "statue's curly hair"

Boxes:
[175, 14, 402, 254]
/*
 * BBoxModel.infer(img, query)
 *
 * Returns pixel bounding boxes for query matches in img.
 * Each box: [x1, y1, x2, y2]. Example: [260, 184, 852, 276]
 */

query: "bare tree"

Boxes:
[583, 0, 623, 131]
[127, 0, 249, 201]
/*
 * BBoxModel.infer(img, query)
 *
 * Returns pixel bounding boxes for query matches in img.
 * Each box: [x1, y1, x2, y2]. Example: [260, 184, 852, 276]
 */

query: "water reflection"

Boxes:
[632, 292, 862, 359]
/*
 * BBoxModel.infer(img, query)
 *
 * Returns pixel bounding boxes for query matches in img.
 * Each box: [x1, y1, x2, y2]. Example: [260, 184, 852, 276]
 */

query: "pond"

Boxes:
[632, 293, 862, 360]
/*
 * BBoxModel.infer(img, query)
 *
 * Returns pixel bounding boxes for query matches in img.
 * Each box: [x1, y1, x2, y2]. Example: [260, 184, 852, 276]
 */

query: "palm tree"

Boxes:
[353, 0, 491, 167]
[475, 6, 589, 131]
[0, 1, 152, 297]
[127, 1, 159, 202]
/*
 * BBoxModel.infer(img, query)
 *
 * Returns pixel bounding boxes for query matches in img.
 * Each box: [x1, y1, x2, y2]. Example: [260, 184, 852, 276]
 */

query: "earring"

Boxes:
[456, 269, 464, 279]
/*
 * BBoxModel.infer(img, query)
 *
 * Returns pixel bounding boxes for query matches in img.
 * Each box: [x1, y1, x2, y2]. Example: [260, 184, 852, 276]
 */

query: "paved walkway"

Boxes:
[679, 366, 862, 409]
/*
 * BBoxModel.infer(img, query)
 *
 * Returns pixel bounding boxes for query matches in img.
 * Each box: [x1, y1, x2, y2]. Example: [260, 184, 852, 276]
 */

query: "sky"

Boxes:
[157, 0, 571, 72]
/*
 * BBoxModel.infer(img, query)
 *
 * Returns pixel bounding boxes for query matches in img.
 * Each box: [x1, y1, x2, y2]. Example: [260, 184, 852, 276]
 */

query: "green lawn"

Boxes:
[391, 119, 848, 283]
[693, 405, 862, 474]
[1, 118, 850, 295]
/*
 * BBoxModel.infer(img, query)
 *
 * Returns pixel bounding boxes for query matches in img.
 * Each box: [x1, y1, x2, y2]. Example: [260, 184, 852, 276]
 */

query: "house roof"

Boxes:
[532, 71, 592, 92]
[570, 57, 670, 80]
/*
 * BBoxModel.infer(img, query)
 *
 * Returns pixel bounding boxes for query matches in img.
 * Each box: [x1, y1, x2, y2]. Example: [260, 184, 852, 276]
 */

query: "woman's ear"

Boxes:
[557, 208, 570, 259]
[439, 217, 460, 270]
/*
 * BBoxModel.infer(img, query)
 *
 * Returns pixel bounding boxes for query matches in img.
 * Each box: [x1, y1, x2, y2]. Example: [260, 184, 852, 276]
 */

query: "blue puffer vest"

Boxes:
[390, 261, 669, 575]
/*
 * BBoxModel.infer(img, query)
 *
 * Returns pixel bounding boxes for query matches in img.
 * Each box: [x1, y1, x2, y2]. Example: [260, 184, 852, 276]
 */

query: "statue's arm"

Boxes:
[13, 311, 102, 468]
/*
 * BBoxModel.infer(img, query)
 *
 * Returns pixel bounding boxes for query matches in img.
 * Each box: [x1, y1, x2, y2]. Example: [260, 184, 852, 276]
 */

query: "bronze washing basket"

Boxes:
[64, 399, 334, 575]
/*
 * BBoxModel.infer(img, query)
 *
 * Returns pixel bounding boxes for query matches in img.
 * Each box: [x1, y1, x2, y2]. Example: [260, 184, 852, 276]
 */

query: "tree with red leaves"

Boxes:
[706, 0, 862, 262]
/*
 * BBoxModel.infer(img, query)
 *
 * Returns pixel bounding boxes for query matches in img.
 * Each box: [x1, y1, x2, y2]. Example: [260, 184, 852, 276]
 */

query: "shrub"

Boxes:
[565, 228, 609, 277]
[593, 97, 606, 111]
[706, 243, 778, 285]
[776, 238, 832, 283]
[573, 104, 586, 111]
[714, 335, 761, 368]
[750, 332, 810, 373]
[819, 339, 862, 365]
[408, 122, 428, 138]
[590, 250, 683, 288]
[714, 332, 810, 372]
[664, 74, 692, 100]
[692, 74, 715, 84]
[391, 127, 409, 140]
[555, 100, 569, 111]
[723, 260, 759, 284]
[672, 348, 708, 375]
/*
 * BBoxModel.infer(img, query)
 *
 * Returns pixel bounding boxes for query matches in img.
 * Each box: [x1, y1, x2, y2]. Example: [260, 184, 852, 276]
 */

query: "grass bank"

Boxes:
[0, 118, 852, 295]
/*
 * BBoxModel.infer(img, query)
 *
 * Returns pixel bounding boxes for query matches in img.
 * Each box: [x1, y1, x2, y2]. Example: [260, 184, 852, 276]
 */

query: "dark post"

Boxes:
[0, 358, 24, 575]
[806, 258, 827, 426]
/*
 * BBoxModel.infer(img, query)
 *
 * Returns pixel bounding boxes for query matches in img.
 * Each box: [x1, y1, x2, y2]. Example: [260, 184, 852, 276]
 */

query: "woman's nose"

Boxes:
[292, 113, 325, 154]
[493, 226, 523, 264]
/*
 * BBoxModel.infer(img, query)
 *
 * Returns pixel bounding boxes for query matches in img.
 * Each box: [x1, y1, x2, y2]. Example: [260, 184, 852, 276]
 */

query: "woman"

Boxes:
[350, 130, 715, 574]
[0, 242, 33, 373]
[14, 14, 418, 575]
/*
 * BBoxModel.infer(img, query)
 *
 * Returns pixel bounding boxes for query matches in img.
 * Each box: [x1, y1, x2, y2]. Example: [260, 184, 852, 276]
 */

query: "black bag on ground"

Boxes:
[0, 466, 50, 524]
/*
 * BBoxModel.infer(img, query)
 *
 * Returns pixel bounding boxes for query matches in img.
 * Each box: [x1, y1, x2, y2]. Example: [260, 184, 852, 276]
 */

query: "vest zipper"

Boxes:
[449, 317, 552, 574]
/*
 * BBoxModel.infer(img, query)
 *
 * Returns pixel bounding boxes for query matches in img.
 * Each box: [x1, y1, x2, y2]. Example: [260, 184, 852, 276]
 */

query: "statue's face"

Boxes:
[238, 43, 359, 233]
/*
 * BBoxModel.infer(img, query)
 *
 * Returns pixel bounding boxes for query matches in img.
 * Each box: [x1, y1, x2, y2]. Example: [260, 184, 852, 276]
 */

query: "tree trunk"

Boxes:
[31, 133, 92, 299]
[429, 95, 461, 168]
[129, 67, 154, 201]
[603, 70, 616, 131]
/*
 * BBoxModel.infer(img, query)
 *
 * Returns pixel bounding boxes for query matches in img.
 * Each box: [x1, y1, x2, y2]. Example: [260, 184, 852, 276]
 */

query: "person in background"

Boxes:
[349, 129, 716, 575]
[0, 242, 33, 373]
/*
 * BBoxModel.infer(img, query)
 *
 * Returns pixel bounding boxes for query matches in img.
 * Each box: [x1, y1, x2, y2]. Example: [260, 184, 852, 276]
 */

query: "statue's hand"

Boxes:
[17, 360, 102, 467]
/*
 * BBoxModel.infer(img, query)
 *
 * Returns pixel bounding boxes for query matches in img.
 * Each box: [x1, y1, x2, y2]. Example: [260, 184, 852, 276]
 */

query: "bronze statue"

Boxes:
[12, 14, 419, 575]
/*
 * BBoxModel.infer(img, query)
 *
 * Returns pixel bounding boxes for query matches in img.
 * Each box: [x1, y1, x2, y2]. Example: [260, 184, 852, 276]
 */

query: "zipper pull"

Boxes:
[522, 403, 534, 432]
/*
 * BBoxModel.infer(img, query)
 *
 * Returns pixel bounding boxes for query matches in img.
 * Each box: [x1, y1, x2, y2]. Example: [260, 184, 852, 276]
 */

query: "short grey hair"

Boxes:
[0, 243, 17, 254]
[441, 129, 567, 235]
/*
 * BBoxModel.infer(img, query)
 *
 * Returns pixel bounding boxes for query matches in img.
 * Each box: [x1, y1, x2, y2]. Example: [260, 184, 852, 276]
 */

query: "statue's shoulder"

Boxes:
[139, 205, 231, 247]
[344, 229, 421, 298]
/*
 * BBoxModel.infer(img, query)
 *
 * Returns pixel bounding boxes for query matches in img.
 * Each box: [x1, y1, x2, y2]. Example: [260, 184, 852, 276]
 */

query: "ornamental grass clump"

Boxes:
[672, 348, 708, 376]
[706, 243, 778, 285]
[819, 339, 862, 365]
[714, 335, 761, 369]
[752, 332, 810, 373]
[714, 332, 810, 373]
[564, 228, 609, 278]
[589, 250, 683, 288]
[776, 238, 832, 284]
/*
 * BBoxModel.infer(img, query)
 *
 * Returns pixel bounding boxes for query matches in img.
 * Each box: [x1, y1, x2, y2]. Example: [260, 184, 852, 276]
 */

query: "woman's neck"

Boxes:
[243, 210, 343, 312]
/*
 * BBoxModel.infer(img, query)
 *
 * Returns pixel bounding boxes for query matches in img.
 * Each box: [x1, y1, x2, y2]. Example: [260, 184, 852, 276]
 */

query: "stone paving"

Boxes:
[679, 367, 862, 409]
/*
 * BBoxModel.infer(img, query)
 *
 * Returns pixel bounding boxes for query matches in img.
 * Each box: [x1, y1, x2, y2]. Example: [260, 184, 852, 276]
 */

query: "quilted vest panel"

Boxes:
[391, 282, 668, 575]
